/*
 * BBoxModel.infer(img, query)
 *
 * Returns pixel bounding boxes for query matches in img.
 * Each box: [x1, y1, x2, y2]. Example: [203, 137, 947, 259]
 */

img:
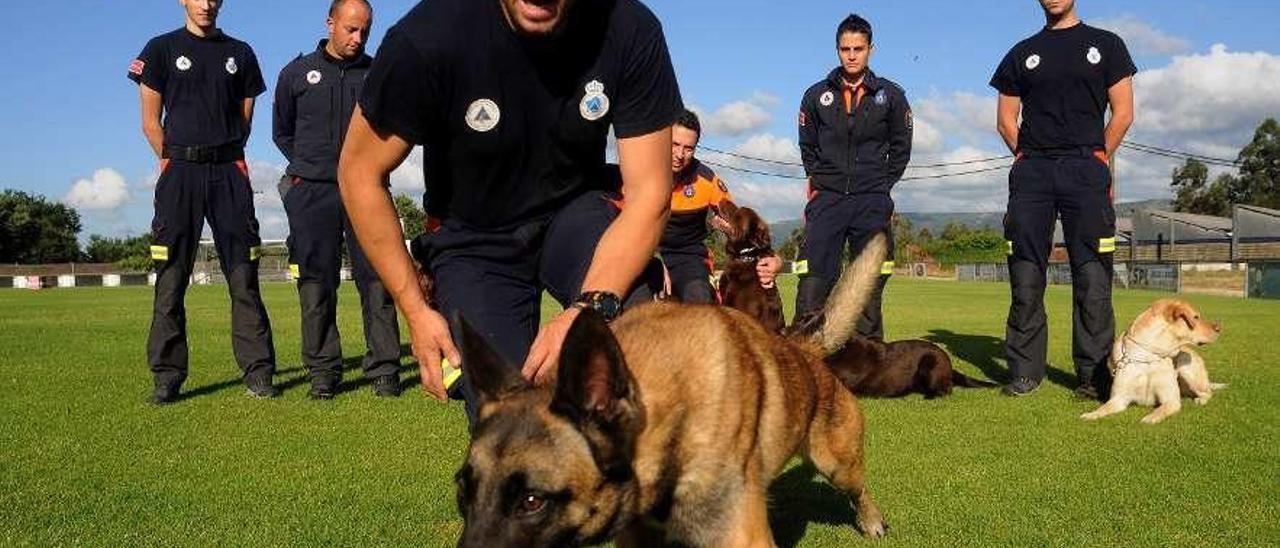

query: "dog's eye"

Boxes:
[517, 493, 547, 516]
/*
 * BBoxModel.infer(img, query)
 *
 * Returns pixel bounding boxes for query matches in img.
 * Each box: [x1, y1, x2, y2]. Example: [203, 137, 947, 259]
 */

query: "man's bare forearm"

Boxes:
[143, 123, 164, 158]
[341, 172, 429, 315]
[580, 199, 668, 297]
[338, 109, 427, 317]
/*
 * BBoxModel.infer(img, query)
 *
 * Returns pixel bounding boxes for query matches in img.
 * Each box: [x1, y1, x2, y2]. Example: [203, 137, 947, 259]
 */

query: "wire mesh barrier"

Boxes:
[1248, 262, 1280, 300]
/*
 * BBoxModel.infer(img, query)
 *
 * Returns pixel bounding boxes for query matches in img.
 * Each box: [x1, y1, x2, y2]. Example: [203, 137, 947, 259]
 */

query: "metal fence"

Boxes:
[955, 262, 1180, 291]
[1248, 262, 1280, 300]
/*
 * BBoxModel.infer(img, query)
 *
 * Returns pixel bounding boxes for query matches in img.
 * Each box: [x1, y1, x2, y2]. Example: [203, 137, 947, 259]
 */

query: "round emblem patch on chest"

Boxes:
[683, 184, 696, 198]
[306, 70, 322, 85]
[874, 89, 888, 106]
[1087, 46, 1102, 65]
[1025, 54, 1041, 70]
[580, 80, 610, 122]
[175, 56, 192, 71]
[225, 57, 238, 75]
[819, 90, 835, 107]
[465, 99, 501, 132]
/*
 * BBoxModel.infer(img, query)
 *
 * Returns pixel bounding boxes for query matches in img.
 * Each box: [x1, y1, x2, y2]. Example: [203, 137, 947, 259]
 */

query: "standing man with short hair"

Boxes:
[274, 0, 402, 400]
[990, 0, 1135, 399]
[129, 0, 277, 404]
[795, 14, 912, 339]
[339, 0, 681, 416]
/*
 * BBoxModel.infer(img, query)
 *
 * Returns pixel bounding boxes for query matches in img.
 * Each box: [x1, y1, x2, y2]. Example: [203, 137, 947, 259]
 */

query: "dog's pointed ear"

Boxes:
[550, 308, 641, 478]
[451, 312, 527, 405]
[552, 308, 633, 421]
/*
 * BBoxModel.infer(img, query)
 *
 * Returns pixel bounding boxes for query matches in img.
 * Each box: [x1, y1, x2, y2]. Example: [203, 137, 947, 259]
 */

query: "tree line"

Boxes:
[0, 189, 431, 269]
[1171, 118, 1280, 216]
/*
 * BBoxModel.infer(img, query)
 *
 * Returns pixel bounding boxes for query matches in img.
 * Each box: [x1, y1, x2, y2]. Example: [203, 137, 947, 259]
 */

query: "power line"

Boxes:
[902, 163, 1011, 181]
[697, 144, 1013, 169]
[1120, 142, 1242, 167]
[699, 140, 1244, 171]
[697, 146, 803, 167]
[699, 159, 806, 180]
[699, 159, 1013, 182]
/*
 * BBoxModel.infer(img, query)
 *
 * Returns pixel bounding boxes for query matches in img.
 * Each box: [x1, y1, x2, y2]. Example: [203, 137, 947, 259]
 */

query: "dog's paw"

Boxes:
[858, 518, 887, 539]
[1195, 394, 1211, 405]
[1080, 411, 1103, 421]
[1140, 413, 1166, 425]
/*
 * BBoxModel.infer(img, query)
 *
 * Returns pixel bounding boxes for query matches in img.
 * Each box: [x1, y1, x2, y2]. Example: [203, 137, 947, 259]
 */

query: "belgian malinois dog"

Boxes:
[716, 201, 786, 334]
[454, 235, 891, 547]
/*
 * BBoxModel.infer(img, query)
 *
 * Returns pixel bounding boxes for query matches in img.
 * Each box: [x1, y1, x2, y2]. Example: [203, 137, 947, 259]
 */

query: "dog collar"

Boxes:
[732, 247, 771, 264]
[1113, 333, 1174, 373]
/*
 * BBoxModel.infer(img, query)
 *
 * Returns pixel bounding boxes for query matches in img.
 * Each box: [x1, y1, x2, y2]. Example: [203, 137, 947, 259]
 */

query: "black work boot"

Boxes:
[1001, 376, 1042, 397]
[371, 374, 402, 398]
[245, 373, 281, 399]
[150, 381, 181, 406]
[308, 376, 339, 401]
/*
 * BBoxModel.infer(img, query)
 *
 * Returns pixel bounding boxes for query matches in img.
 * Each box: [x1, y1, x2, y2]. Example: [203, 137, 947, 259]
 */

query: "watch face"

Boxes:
[599, 295, 622, 318]
[577, 291, 622, 321]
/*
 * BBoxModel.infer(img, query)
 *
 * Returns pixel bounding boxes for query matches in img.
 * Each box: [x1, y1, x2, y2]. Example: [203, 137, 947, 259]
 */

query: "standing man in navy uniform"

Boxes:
[795, 14, 912, 339]
[990, 0, 1135, 399]
[274, 0, 403, 400]
[339, 0, 681, 417]
[129, 0, 277, 404]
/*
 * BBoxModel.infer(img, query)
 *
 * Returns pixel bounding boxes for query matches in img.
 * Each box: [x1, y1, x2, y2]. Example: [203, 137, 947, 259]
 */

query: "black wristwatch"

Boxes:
[572, 291, 623, 323]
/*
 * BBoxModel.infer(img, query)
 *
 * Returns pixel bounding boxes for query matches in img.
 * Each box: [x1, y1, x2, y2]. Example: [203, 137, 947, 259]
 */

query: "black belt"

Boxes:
[1019, 146, 1102, 159]
[162, 144, 244, 163]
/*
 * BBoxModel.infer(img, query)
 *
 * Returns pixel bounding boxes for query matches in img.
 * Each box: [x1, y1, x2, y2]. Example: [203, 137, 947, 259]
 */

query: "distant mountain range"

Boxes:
[768, 199, 1174, 237]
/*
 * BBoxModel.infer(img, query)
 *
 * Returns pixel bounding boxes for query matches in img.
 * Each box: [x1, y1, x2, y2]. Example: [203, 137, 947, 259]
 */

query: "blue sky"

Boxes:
[2, 0, 1278, 238]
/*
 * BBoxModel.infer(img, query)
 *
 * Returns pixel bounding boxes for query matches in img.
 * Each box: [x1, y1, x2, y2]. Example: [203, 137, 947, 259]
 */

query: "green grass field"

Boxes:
[2, 278, 1277, 546]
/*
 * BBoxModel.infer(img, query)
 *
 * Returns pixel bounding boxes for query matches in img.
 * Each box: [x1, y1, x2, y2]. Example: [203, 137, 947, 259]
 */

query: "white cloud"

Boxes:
[692, 92, 778, 137]
[912, 91, 996, 150]
[726, 180, 808, 222]
[912, 115, 945, 154]
[257, 212, 290, 241]
[65, 168, 130, 211]
[390, 146, 426, 195]
[895, 146, 1011, 213]
[141, 165, 162, 189]
[1109, 44, 1280, 204]
[1132, 44, 1280, 142]
[734, 134, 802, 165]
[247, 159, 286, 210]
[1094, 16, 1192, 57]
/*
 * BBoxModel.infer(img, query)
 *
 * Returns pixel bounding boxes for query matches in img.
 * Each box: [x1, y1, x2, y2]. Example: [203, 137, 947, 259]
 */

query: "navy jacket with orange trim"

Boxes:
[799, 68, 912, 195]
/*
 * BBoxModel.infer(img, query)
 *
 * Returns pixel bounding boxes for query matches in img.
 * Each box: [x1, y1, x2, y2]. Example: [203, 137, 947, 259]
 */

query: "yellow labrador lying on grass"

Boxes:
[1082, 299, 1225, 424]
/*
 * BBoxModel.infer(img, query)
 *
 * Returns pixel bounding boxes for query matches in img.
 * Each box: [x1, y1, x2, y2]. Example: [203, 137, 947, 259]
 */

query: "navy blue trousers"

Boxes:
[1004, 151, 1117, 386]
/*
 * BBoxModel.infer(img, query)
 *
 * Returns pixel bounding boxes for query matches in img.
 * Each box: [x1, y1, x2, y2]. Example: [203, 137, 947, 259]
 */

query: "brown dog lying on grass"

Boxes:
[823, 335, 999, 398]
[453, 234, 892, 547]
[716, 201, 785, 334]
[1081, 298, 1224, 424]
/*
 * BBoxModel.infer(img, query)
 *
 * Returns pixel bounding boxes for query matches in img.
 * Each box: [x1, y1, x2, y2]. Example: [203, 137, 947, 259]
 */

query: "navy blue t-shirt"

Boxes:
[359, 0, 683, 229]
[128, 28, 266, 148]
[990, 23, 1136, 152]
